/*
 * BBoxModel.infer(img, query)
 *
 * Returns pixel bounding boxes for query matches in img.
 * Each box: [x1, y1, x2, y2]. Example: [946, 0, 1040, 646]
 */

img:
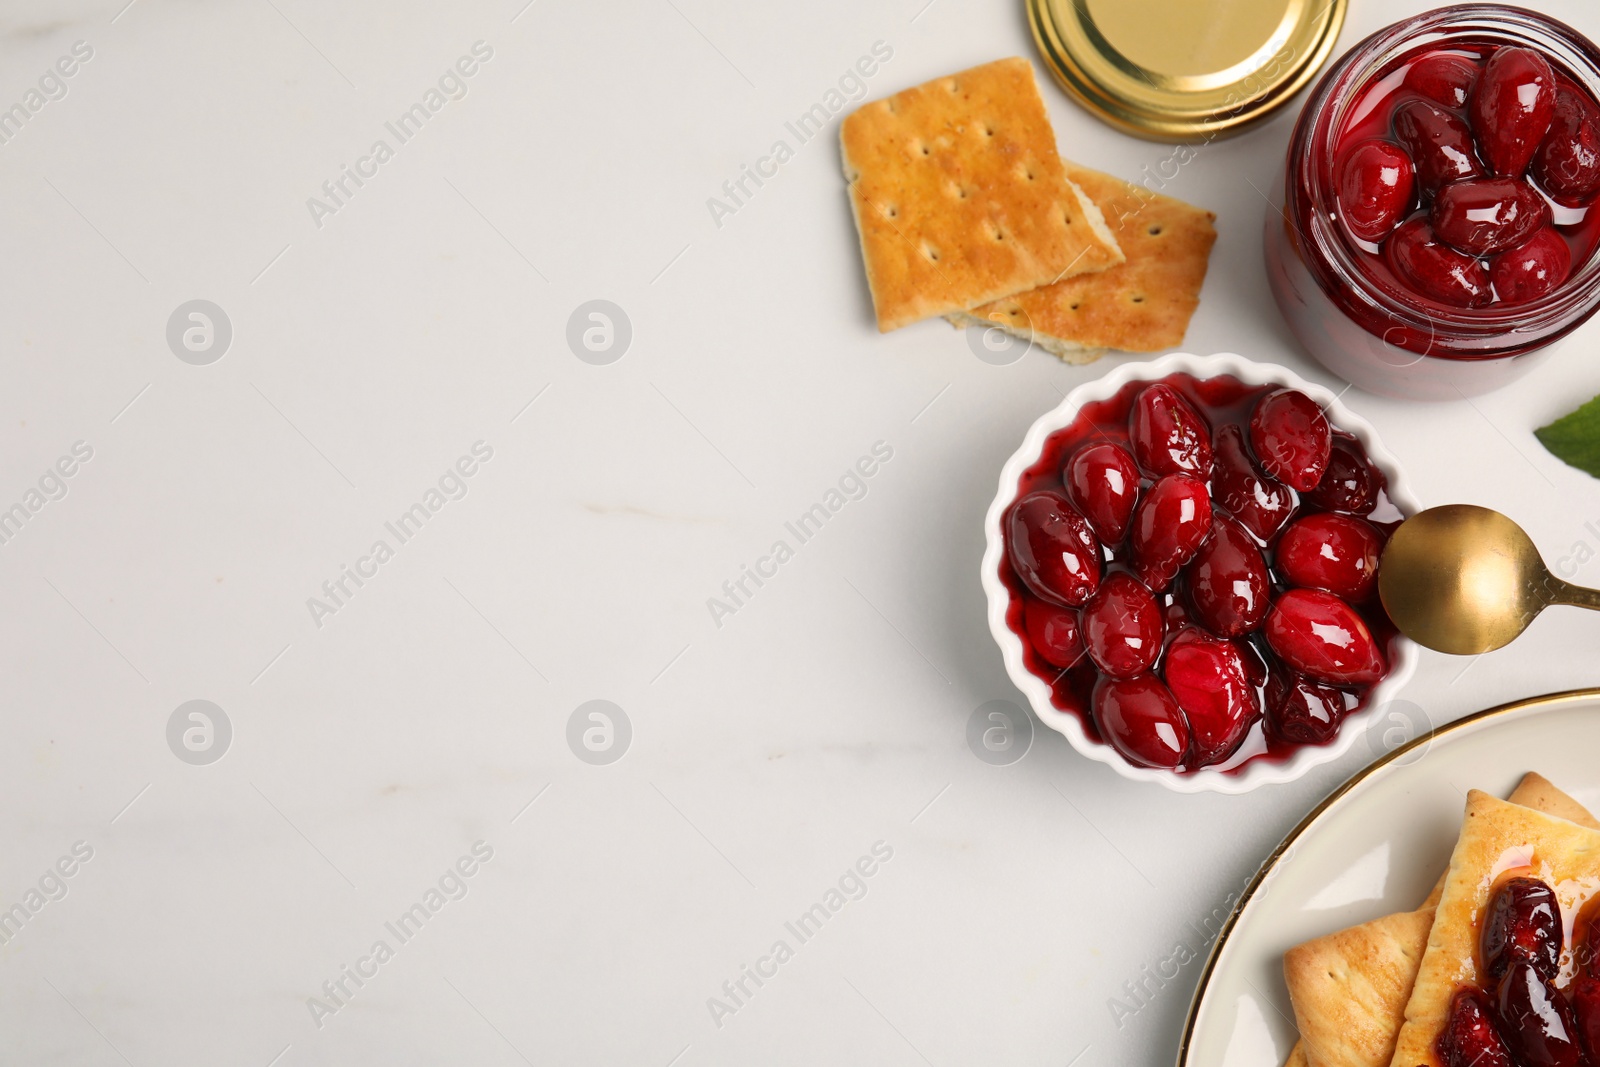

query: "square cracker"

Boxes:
[1284, 773, 1599, 1067]
[1285, 908, 1437, 1067]
[840, 57, 1123, 332]
[950, 165, 1216, 362]
[1389, 790, 1600, 1067]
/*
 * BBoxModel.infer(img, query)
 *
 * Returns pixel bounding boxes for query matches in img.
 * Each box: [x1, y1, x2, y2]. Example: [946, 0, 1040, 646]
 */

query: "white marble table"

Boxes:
[2, 0, 1599, 1063]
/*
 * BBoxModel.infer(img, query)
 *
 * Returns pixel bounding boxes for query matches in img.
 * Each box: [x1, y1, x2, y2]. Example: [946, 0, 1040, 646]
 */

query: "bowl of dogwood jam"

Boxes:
[1266, 5, 1600, 400]
[982, 352, 1419, 794]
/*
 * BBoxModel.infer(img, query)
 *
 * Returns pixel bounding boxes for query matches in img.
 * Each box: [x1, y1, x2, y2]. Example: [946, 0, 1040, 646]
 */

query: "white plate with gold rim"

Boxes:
[1176, 688, 1600, 1066]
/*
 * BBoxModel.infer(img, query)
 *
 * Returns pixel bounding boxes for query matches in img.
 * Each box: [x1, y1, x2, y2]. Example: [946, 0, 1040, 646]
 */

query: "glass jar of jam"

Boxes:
[1266, 5, 1600, 400]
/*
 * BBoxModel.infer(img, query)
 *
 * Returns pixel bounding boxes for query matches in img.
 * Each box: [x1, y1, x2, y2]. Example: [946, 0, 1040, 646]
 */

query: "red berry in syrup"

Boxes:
[1080, 572, 1163, 679]
[1265, 589, 1386, 686]
[1211, 424, 1296, 541]
[1236, 637, 1269, 688]
[1393, 98, 1485, 197]
[1574, 897, 1600, 980]
[1436, 988, 1515, 1067]
[1306, 435, 1381, 515]
[1091, 674, 1190, 770]
[1007, 491, 1102, 607]
[1472, 46, 1558, 178]
[1493, 227, 1571, 305]
[1185, 518, 1270, 638]
[1483, 876, 1563, 983]
[1249, 388, 1332, 493]
[1277, 513, 1383, 602]
[1534, 83, 1600, 204]
[1023, 598, 1084, 669]
[1065, 442, 1140, 545]
[1570, 976, 1600, 1063]
[1265, 671, 1346, 745]
[1164, 628, 1259, 766]
[1405, 53, 1480, 110]
[1385, 217, 1494, 308]
[1130, 473, 1213, 592]
[1338, 139, 1416, 243]
[1496, 961, 1582, 1067]
[1130, 384, 1213, 480]
[1431, 177, 1550, 256]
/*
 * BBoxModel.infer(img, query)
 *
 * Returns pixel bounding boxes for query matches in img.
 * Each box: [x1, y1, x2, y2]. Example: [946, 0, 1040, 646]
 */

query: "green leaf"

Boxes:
[1536, 393, 1600, 479]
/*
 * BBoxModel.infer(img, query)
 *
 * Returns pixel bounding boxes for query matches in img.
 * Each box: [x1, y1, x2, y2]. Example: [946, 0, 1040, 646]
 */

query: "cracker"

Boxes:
[1416, 772, 1600, 909]
[950, 165, 1216, 361]
[1283, 774, 1598, 1067]
[1284, 908, 1436, 1067]
[840, 58, 1123, 332]
[1497, 770, 1600, 834]
[1389, 791, 1600, 1067]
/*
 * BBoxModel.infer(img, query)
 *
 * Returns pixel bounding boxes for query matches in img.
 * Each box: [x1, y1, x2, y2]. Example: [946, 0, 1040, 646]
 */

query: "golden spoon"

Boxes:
[1378, 504, 1600, 655]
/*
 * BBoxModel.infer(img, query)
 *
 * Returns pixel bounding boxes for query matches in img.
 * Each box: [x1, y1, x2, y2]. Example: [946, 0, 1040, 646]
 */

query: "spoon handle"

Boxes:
[1545, 577, 1600, 612]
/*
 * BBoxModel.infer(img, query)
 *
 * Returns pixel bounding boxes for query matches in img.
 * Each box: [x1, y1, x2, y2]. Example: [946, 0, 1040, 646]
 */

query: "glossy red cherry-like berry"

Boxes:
[1493, 228, 1571, 305]
[1080, 572, 1163, 679]
[1436, 988, 1515, 1067]
[1574, 898, 1600, 980]
[1164, 628, 1259, 766]
[1569, 976, 1600, 1064]
[1276, 513, 1383, 602]
[1130, 473, 1213, 592]
[1265, 589, 1386, 685]
[1023, 598, 1084, 669]
[1431, 177, 1550, 256]
[1306, 435, 1381, 515]
[1405, 52, 1480, 110]
[1129, 384, 1213, 480]
[1185, 518, 1270, 638]
[1472, 46, 1557, 178]
[1211, 424, 1296, 541]
[1265, 671, 1347, 745]
[1065, 442, 1140, 545]
[1338, 139, 1416, 243]
[1007, 491, 1102, 607]
[1236, 637, 1269, 688]
[1393, 98, 1485, 196]
[1385, 217, 1494, 308]
[1091, 674, 1190, 770]
[1534, 83, 1600, 204]
[1483, 877, 1563, 983]
[1249, 388, 1331, 493]
[1497, 961, 1583, 1067]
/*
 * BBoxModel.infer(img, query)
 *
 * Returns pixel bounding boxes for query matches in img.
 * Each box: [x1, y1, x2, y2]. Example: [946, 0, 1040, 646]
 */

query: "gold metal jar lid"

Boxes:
[1028, 0, 1349, 141]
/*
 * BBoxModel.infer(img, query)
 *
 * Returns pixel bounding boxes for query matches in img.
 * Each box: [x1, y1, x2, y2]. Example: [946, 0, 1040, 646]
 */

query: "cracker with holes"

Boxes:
[1388, 791, 1600, 1067]
[840, 57, 1123, 333]
[1281, 773, 1600, 1067]
[950, 165, 1217, 362]
[1286, 909, 1436, 1067]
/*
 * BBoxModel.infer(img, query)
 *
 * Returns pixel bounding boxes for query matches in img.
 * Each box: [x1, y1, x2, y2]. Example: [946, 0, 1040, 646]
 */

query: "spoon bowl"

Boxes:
[1379, 504, 1600, 654]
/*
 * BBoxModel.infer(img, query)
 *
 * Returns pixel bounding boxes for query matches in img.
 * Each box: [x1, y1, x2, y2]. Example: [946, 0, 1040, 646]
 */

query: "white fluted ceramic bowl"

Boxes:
[981, 352, 1420, 794]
